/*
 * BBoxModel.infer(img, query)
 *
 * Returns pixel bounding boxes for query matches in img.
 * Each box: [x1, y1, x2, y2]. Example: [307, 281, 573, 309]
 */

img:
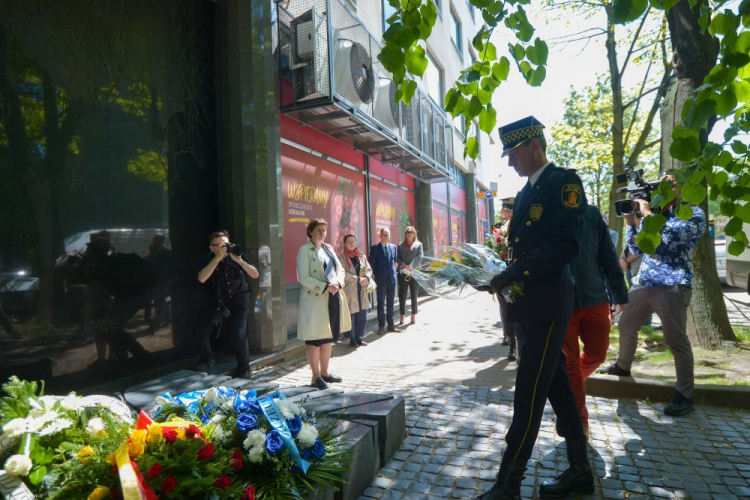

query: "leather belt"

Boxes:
[508, 247, 539, 262]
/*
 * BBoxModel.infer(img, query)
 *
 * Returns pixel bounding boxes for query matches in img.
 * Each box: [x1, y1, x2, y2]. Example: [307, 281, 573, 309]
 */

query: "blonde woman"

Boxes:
[296, 218, 351, 390]
[397, 226, 423, 325]
[339, 234, 374, 348]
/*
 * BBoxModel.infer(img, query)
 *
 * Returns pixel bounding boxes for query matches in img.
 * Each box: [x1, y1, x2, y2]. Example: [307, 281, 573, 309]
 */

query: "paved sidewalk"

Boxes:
[252, 294, 750, 499]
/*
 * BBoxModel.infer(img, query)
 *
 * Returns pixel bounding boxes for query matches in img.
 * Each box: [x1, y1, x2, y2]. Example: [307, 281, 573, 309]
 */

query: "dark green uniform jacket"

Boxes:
[504, 163, 587, 322]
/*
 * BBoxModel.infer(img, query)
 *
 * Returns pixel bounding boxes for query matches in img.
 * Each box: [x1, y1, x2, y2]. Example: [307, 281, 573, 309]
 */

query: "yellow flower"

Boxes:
[104, 452, 117, 466]
[428, 260, 445, 271]
[87, 486, 110, 500]
[147, 425, 163, 446]
[174, 427, 185, 439]
[77, 446, 95, 465]
[127, 429, 147, 459]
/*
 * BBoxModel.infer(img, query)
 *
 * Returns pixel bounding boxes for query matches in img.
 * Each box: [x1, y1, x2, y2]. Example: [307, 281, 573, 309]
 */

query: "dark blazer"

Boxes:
[570, 205, 629, 309]
[397, 241, 424, 271]
[369, 242, 398, 285]
[503, 163, 587, 322]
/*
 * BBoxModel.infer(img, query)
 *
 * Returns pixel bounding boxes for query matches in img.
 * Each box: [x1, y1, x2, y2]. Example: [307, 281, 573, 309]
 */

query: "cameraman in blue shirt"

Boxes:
[601, 174, 706, 416]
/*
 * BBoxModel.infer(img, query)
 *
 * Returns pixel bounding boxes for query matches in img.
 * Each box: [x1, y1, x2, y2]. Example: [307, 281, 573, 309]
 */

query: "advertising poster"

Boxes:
[281, 144, 366, 283]
[477, 199, 487, 244]
[432, 203, 449, 255]
[369, 178, 416, 244]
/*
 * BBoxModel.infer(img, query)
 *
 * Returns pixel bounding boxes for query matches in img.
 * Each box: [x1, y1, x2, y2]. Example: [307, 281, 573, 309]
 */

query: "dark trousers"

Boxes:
[398, 273, 419, 316]
[328, 291, 341, 342]
[346, 309, 367, 339]
[0, 298, 16, 336]
[196, 292, 250, 369]
[497, 294, 518, 352]
[376, 280, 396, 328]
[145, 281, 170, 328]
[505, 320, 583, 462]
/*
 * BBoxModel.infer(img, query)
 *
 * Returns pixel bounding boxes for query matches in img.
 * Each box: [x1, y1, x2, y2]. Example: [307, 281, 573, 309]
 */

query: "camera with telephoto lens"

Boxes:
[614, 167, 660, 217]
[223, 243, 242, 255]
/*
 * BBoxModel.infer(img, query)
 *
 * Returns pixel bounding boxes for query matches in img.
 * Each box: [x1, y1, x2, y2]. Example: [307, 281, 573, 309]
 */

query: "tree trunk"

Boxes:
[661, 0, 736, 348]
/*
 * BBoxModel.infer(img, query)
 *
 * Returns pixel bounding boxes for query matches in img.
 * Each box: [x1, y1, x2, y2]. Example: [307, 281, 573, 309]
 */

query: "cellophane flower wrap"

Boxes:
[404, 243, 524, 302]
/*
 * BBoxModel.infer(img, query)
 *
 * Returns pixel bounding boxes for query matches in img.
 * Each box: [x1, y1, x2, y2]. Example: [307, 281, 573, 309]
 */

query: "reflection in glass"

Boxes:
[0, 1, 216, 390]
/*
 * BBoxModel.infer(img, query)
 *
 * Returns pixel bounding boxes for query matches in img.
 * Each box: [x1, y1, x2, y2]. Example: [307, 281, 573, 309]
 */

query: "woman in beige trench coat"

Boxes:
[296, 218, 351, 390]
[339, 234, 374, 348]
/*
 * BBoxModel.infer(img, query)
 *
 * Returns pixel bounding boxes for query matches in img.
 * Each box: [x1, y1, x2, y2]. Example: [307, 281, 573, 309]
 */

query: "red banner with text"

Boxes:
[369, 178, 416, 245]
[281, 144, 366, 284]
[433, 203, 449, 255]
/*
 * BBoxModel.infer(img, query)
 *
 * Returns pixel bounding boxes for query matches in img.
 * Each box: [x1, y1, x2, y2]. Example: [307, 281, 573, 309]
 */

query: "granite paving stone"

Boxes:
[246, 295, 750, 500]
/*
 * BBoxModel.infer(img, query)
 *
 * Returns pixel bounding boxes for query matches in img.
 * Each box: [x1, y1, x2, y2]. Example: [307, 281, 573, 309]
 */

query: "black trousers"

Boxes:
[398, 273, 418, 316]
[497, 294, 519, 353]
[196, 292, 250, 369]
[505, 319, 584, 462]
[328, 291, 341, 342]
[376, 280, 396, 328]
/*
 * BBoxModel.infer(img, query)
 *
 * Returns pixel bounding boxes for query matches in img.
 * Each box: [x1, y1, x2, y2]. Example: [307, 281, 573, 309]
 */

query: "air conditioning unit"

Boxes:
[373, 79, 399, 132]
[333, 35, 375, 109]
[291, 8, 329, 100]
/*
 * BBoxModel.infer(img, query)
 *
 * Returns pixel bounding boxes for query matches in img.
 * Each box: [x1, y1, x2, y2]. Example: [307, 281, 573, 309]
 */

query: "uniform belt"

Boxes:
[508, 247, 539, 262]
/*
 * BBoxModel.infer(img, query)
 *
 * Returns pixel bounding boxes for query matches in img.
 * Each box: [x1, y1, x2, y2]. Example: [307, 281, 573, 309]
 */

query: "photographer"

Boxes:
[601, 174, 706, 416]
[196, 230, 259, 379]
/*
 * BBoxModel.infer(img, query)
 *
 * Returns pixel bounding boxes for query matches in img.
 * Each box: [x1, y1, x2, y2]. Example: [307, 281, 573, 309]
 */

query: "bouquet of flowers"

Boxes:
[405, 243, 524, 302]
[153, 387, 346, 499]
[485, 225, 510, 262]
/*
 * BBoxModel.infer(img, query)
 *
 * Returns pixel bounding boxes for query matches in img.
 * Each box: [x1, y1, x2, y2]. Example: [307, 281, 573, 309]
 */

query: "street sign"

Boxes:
[485, 191, 493, 199]
[476, 191, 497, 199]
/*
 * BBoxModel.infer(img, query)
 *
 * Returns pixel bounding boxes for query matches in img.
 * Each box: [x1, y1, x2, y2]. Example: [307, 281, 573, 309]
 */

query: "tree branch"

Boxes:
[619, 6, 651, 78]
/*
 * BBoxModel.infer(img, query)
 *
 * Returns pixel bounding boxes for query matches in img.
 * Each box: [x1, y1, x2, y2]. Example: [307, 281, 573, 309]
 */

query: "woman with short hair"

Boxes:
[397, 226, 423, 325]
[296, 218, 351, 390]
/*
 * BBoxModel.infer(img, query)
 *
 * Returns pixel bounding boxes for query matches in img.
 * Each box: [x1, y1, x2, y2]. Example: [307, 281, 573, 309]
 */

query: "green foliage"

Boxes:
[611, 0, 750, 255]
[381, 0, 548, 159]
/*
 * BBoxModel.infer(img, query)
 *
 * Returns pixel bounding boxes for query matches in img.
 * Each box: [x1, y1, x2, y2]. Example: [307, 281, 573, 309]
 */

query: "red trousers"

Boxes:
[562, 302, 611, 429]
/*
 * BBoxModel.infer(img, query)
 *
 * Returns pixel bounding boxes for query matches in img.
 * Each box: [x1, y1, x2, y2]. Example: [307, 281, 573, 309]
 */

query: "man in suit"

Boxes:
[474, 116, 594, 500]
[369, 228, 400, 335]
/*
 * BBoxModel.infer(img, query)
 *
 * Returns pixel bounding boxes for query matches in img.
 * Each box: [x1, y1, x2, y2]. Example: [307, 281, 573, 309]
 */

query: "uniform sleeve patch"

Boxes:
[562, 184, 582, 209]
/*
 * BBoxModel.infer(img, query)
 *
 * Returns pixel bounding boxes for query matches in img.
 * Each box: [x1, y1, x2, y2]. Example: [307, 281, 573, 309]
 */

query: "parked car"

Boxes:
[715, 239, 727, 284]
[726, 225, 750, 291]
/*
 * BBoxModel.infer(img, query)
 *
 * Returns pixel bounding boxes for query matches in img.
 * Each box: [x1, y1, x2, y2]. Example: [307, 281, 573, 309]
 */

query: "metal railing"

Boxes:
[278, 0, 454, 181]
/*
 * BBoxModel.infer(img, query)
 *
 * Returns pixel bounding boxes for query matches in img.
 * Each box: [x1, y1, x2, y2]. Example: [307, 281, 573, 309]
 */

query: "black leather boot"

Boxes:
[473, 453, 527, 500]
[539, 437, 595, 498]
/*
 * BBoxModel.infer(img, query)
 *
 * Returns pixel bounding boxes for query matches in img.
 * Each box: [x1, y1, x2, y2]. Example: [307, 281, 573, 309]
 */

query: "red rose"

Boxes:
[501, 252, 508, 260]
[241, 485, 256, 500]
[161, 476, 177, 494]
[147, 463, 163, 479]
[197, 443, 215, 461]
[231, 449, 244, 472]
[186, 424, 201, 439]
[496, 236, 503, 244]
[214, 474, 232, 489]
[162, 429, 177, 444]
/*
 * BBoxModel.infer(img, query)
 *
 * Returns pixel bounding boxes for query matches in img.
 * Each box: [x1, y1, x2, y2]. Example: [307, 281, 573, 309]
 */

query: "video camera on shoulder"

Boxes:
[614, 167, 660, 217]
[223, 243, 243, 255]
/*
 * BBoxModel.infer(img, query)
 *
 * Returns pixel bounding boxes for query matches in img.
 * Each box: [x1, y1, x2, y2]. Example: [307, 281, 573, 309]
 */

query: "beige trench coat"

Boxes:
[338, 253, 373, 315]
[296, 241, 351, 341]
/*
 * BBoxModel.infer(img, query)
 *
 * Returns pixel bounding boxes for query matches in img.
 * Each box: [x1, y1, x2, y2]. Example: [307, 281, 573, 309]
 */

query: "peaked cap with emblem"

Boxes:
[501, 197, 515, 210]
[498, 116, 545, 157]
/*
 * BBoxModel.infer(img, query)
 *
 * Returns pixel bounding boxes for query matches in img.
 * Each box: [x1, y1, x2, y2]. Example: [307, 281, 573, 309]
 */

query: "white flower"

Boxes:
[204, 387, 218, 402]
[239, 390, 250, 399]
[247, 445, 264, 464]
[4, 454, 32, 476]
[243, 429, 266, 450]
[297, 422, 318, 448]
[2, 419, 26, 438]
[274, 398, 301, 419]
[60, 393, 82, 411]
[38, 418, 73, 437]
[26, 411, 59, 433]
[85, 418, 106, 436]
[155, 396, 171, 407]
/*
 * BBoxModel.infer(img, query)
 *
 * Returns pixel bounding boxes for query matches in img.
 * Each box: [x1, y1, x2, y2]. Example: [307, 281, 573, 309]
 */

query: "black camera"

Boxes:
[614, 168, 660, 217]
[223, 243, 242, 255]
[210, 299, 231, 326]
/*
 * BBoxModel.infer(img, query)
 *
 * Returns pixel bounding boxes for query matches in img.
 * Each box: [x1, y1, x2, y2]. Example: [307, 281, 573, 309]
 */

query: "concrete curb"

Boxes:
[586, 373, 750, 410]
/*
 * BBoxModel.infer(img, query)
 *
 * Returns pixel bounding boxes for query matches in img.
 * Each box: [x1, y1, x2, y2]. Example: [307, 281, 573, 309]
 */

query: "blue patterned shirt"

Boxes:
[627, 205, 706, 287]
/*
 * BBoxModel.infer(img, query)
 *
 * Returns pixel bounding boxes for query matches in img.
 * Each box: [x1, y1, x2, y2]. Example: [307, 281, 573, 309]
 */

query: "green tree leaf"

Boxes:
[714, 87, 738, 116]
[612, 0, 649, 24]
[734, 80, 750, 102]
[511, 43, 525, 61]
[492, 57, 511, 82]
[466, 136, 479, 159]
[526, 38, 549, 65]
[405, 45, 428, 77]
[400, 80, 418, 104]
[728, 240, 747, 256]
[677, 203, 696, 220]
[420, 0, 438, 27]
[725, 215, 745, 235]
[669, 136, 702, 161]
[479, 105, 497, 133]
[479, 42, 498, 61]
[404, 9, 422, 27]
[467, 95, 483, 118]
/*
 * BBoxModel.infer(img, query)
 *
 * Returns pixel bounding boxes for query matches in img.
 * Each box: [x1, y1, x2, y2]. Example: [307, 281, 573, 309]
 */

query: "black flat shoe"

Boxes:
[322, 373, 342, 383]
[356, 338, 368, 346]
[312, 377, 329, 390]
[349, 338, 359, 347]
[599, 363, 631, 377]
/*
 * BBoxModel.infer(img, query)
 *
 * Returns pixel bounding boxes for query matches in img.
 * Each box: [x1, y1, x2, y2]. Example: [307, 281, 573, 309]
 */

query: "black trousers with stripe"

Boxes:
[505, 320, 584, 462]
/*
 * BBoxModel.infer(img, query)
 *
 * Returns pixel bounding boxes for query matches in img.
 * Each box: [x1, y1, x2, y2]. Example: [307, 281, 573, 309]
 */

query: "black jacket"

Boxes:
[503, 163, 587, 322]
[570, 206, 629, 309]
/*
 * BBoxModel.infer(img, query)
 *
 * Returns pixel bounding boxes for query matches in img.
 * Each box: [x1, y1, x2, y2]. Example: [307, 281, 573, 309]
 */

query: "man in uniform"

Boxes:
[474, 116, 595, 500]
[495, 197, 520, 361]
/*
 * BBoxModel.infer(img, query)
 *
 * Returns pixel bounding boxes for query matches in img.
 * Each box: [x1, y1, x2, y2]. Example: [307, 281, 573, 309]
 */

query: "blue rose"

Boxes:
[238, 399, 262, 415]
[301, 438, 325, 461]
[286, 416, 303, 436]
[236, 413, 259, 433]
[265, 430, 284, 455]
